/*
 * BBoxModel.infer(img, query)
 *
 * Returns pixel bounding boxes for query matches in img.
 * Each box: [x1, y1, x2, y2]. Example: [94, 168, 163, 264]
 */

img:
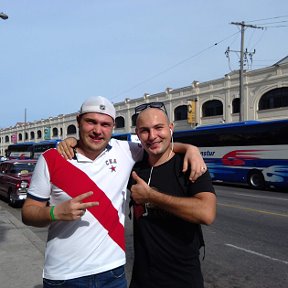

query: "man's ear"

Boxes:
[169, 122, 174, 132]
[76, 115, 81, 127]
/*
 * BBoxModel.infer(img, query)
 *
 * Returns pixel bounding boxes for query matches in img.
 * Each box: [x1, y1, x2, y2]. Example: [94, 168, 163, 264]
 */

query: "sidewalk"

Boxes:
[0, 205, 45, 288]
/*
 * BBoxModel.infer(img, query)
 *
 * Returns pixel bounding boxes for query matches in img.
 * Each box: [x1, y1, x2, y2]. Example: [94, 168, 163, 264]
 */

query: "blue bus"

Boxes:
[173, 119, 288, 190]
[5, 142, 35, 159]
[32, 139, 62, 159]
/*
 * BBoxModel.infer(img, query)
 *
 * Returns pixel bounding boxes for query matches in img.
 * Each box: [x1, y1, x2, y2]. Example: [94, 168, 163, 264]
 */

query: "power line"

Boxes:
[245, 15, 288, 28]
[260, 24, 288, 28]
[111, 31, 240, 101]
[257, 20, 288, 25]
[111, 16, 286, 102]
[245, 15, 288, 23]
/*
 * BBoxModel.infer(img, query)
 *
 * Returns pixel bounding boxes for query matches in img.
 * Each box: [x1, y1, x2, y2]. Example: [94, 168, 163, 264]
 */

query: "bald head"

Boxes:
[135, 108, 174, 163]
[136, 107, 170, 128]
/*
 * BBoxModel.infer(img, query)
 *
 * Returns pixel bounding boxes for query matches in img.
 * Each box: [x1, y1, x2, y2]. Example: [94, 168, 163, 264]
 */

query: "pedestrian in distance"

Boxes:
[128, 102, 216, 288]
[22, 96, 207, 288]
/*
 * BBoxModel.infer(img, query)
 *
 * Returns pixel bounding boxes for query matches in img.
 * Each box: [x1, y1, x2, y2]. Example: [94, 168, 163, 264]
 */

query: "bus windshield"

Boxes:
[6, 142, 34, 159]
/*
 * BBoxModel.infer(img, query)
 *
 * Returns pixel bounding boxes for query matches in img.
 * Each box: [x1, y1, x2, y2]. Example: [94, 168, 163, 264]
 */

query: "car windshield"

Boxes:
[11, 163, 36, 174]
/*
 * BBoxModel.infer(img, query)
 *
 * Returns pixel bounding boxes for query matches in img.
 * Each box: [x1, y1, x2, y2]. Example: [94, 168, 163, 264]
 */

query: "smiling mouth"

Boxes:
[89, 135, 103, 142]
[148, 142, 161, 149]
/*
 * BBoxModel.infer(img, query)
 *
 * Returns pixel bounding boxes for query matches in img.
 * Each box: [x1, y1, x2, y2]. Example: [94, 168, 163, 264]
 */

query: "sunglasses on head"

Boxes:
[134, 102, 167, 114]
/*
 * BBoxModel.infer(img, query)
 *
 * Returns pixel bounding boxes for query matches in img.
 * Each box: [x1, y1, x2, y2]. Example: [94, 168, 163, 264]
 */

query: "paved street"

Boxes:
[0, 205, 44, 288]
[1, 185, 288, 288]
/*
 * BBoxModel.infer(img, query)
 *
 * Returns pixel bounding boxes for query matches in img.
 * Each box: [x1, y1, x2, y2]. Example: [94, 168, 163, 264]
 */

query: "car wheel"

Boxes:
[8, 190, 16, 207]
[248, 170, 265, 189]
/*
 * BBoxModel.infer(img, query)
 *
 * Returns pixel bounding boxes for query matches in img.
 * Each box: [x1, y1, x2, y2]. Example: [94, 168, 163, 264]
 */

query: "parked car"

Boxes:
[0, 159, 37, 207]
[0, 155, 7, 162]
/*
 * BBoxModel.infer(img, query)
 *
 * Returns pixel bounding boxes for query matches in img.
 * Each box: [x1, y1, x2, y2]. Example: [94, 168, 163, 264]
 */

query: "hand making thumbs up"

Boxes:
[130, 171, 152, 204]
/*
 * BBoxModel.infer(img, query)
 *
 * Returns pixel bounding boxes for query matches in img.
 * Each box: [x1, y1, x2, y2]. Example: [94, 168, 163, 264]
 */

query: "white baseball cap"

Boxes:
[79, 96, 116, 120]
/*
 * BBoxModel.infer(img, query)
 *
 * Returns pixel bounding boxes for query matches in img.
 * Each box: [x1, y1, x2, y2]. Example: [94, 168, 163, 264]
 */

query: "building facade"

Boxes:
[1, 56, 288, 156]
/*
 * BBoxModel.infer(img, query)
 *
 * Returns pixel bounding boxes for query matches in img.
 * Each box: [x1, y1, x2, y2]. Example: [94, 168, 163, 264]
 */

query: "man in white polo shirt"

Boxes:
[22, 96, 206, 288]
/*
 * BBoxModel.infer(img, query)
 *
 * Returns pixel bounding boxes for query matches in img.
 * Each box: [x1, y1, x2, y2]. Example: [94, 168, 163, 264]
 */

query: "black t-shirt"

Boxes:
[128, 153, 215, 288]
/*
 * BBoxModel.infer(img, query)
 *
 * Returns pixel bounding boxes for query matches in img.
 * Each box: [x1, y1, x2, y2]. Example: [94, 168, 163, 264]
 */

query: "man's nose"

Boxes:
[93, 125, 101, 134]
[148, 129, 157, 139]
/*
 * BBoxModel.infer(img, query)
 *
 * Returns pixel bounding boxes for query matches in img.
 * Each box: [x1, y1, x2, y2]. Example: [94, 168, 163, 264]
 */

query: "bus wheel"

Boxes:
[248, 170, 265, 189]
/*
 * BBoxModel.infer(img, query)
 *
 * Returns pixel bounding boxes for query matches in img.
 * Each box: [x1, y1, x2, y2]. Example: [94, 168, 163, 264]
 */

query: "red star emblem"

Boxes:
[110, 165, 116, 172]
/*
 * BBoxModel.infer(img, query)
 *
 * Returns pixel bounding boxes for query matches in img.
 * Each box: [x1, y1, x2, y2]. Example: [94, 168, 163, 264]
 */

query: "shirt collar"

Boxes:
[73, 143, 113, 162]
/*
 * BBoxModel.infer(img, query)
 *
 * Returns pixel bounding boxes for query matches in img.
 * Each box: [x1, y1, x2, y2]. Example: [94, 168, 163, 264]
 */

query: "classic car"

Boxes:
[0, 159, 37, 207]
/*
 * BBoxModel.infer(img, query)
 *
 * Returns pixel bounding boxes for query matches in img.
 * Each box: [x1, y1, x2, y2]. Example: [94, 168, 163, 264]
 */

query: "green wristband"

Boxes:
[50, 206, 56, 221]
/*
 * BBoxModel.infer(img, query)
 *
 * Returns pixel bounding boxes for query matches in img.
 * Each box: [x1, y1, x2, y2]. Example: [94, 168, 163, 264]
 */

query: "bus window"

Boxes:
[112, 133, 140, 143]
[32, 139, 62, 159]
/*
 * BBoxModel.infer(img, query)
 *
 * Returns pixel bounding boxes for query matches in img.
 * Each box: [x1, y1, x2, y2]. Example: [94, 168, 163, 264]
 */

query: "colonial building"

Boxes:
[1, 56, 288, 156]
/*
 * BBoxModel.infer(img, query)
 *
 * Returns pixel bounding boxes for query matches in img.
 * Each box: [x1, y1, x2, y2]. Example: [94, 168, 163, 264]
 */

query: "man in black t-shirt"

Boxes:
[129, 102, 216, 288]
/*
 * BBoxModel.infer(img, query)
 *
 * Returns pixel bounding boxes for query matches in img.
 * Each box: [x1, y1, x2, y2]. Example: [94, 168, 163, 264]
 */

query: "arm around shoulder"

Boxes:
[173, 143, 206, 181]
[57, 137, 78, 160]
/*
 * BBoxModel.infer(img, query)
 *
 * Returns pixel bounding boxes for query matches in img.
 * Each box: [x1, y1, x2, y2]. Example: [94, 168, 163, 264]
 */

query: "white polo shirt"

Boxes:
[28, 139, 143, 280]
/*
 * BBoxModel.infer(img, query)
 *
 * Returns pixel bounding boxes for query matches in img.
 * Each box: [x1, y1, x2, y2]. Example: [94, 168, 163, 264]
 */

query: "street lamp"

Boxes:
[0, 12, 8, 20]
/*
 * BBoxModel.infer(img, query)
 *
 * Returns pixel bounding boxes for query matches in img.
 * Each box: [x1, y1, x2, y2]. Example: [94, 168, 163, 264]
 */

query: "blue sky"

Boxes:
[1, 0, 287, 128]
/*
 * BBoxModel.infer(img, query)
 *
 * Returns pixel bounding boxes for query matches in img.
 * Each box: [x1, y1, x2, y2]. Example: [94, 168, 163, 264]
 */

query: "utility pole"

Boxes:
[24, 108, 27, 141]
[230, 21, 263, 121]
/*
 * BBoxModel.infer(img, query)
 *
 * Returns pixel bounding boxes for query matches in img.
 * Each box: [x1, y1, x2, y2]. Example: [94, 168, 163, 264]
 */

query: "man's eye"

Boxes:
[155, 127, 164, 131]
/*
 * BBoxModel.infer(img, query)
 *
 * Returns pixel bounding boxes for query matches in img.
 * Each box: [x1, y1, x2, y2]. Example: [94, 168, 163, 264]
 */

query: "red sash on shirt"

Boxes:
[43, 149, 125, 251]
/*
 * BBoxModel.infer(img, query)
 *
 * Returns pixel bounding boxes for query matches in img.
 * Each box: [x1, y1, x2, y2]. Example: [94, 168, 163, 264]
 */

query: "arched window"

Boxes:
[67, 125, 77, 135]
[30, 131, 35, 140]
[53, 127, 58, 137]
[5, 136, 9, 143]
[232, 98, 240, 113]
[131, 114, 138, 127]
[115, 116, 125, 128]
[18, 133, 23, 141]
[174, 105, 187, 121]
[202, 100, 223, 117]
[25, 132, 28, 141]
[37, 130, 42, 139]
[60, 128, 63, 136]
[259, 87, 288, 110]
